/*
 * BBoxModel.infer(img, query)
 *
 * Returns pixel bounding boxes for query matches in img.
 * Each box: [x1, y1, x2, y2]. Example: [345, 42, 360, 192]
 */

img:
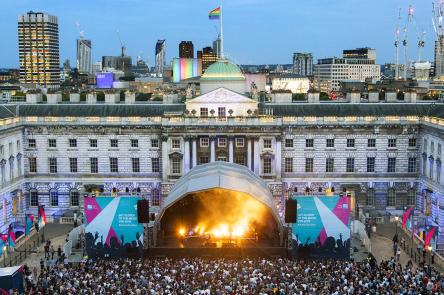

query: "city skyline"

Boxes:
[0, 0, 438, 68]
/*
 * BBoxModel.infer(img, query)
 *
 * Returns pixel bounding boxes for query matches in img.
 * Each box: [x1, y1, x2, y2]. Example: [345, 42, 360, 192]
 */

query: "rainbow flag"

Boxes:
[25, 214, 34, 236]
[38, 205, 46, 228]
[425, 225, 438, 248]
[209, 7, 221, 20]
[8, 224, 15, 248]
[402, 206, 414, 229]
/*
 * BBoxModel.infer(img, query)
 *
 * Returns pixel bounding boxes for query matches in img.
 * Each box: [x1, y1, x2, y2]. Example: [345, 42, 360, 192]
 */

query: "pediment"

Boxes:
[187, 88, 257, 104]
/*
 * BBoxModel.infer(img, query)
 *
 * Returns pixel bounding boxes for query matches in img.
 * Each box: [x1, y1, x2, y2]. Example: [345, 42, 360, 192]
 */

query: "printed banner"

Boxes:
[84, 197, 143, 258]
[38, 205, 46, 229]
[291, 196, 351, 259]
[25, 214, 34, 236]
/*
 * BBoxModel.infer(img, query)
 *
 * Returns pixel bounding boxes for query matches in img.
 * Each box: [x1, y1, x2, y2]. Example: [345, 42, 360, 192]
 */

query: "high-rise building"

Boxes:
[213, 36, 222, 58]
[202, 46, 217, 73]
[343, 47, 377, 60]
[77, 39, 92, 74]
[434, 38, 444, 78]
[155, 40, 166, 76]
[179, 41, 194, 58]
[292, 53, 313, 76]
[18, 11, 60, 88]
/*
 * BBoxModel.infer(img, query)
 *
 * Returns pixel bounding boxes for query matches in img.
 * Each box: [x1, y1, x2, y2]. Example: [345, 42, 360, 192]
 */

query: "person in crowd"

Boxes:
[50, 245, 55, 260]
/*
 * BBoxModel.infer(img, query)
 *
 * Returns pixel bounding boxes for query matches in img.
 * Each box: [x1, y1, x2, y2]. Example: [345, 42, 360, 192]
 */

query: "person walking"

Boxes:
[57, 245, 62, 259]
[50, 245, 55, 260]
[44, 243, 49, 260]
[39, 258, 44, 271]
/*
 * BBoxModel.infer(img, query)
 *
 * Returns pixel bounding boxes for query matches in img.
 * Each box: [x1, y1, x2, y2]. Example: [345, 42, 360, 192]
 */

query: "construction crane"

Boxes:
[116, 30, 126, 57]
[408, 6, 427, 62]
[433, 1, 444, 78]
[394, 8, 402, 79]
[75, 21, 84, 39]
[402, 5, 414, 79]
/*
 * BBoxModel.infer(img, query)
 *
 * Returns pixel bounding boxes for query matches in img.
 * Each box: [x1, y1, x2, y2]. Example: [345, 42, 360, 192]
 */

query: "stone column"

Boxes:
[253, 137, 260, 175]
[184, 138, 190, 174]
[161, 136, 168, 181]
[247, 138, 252, 170]
[192, 137, 197, 168]
[228, 137, 234, 163]
[210, 137, 216, 162]
[275, 136, 282, 180]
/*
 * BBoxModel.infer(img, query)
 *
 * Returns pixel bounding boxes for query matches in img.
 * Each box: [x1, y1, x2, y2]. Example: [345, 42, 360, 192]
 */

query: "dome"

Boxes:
[201, 59, 245, 81]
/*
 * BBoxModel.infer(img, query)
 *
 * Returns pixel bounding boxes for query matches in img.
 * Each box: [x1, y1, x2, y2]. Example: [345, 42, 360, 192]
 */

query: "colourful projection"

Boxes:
[172, 58, 201, 83]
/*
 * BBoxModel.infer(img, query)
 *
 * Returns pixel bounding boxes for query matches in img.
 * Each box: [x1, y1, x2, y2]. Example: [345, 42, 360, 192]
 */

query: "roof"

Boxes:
[186, 87, 258, 104]
[0, 266, 21, 277]
[201, 59, 245, 81]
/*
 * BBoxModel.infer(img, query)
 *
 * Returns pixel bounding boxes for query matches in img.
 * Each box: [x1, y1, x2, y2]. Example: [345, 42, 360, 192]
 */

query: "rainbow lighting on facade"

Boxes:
[172, 58, 202, 83]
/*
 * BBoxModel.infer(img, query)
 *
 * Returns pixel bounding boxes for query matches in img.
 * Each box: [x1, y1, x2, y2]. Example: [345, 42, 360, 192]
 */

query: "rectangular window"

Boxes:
[151, 158, 160, 173]
[132, 158, 140, 173]
[50, 191, 58, 207]
[285, 139, 293, 148]
[30, 191, 38, 207]
[69, 139, 77, 148]
[306, 138, 314, 148]
[431, 142, 435, 154]
[69, 158, 78, 173]
[367, 157, 375, 173]
[439, 144, 442, 157]
[151, 139, 159, 148]
[172, 139, 181, 149]
[29, 157, 37, 173]
[409, 138, 417, 148]
[48, 139, 56, 148]
[49, 157, 57, 173]
[235, 138, 244, 148]
[90, 158, 98, 173]
[89, 139, 98, 148]
[347, 138, 355, 148]
[70, 190, 79, 207]
[110, 157, 118, 173]
[131, 139, 139, 148]
[200, 107, 208, 117]
[199, 156, 210, 165]
[284, 157, 293, 173]
[171, 158, 181, 174]
[387, 157, 396, 173]
[218, 138, 227, 147]
[423, 139, 428, 153]
[407, 190, 416, 206]
[326, 138, 335, 148]
[263, 158, 272, 174]
[264, 139, 272, 149]
[217, 156, 227, 162]
[436, 164, 441, 183]
[367, 138, 376, 148]
[200, 138, 209, 147]
[388, 138, 397, 148]
[16, 140, 20, 151]
[346, 158, 355, 172]
[17, 157, 22, 176]
[234, 155, 245, 166]
[305, 158, 314, 172]
[387, 189, 396, 207]
[326, 158, 334, 173]
[408, 157, 417, 173]
[28, 139, 36, 148]
[366, 189, 375, 206]
[218, 107, 226, 117]
[110, 139, 118, 148]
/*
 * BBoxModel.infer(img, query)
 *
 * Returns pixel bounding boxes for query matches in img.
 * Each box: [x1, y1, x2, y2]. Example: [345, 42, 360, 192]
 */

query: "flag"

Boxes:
[425, 225, 438, 248]
[8, 224, 15, 248]
[25, 214, 34, 236]
[402, 206, 414, 229]
[209, 7, 221, 20]
[38, 205, 46, 228]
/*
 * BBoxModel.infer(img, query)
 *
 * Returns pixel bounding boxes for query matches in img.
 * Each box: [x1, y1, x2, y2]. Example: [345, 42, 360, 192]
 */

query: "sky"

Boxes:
[0, 0, 438, 68]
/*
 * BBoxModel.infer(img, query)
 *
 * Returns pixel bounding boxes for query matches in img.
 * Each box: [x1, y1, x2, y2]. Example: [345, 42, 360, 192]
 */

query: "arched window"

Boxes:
[29, 189, 38, 207]
[387, 188, 396, 207]
[50, 190, 58, 207]
[151, 189, 161, 207]
[366, 188, 375, 206]
[70, 189, 79, 207]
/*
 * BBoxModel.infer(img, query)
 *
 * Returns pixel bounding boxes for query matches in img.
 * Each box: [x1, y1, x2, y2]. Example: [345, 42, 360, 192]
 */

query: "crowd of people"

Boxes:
[23, 256, 444, 294]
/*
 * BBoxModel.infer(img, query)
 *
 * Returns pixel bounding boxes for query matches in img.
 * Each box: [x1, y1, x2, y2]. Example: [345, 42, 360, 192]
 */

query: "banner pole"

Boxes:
[220, 5, 224, 59]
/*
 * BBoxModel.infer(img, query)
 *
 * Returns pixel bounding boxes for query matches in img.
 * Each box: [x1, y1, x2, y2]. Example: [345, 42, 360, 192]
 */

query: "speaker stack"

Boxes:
[284, 199, 297, 224]
[137, 199, 150, 223]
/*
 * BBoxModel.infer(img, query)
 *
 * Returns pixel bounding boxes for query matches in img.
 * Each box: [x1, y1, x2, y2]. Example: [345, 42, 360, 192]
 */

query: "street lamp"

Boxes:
[428, 245, 433, 265]
[394, 216, 399, 235]
[2, 246, 6, 267]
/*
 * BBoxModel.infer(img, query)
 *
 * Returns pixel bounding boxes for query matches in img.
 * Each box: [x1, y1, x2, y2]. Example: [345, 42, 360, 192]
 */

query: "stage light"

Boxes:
[178, 228, 185, 237]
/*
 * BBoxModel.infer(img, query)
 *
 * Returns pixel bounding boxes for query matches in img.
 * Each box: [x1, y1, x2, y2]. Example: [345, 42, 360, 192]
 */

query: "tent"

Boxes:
[0, 266, 23, 294]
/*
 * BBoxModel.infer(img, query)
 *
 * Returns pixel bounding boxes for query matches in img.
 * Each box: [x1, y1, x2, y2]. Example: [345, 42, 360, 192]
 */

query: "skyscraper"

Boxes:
[292, 53, 313, 76]
[213, 36, 221, 58]
[434, 38, 444, 78]
[155, 40, 166, 76]
[201, 46, 217, 73]
[179, 41, 194, 58]
[77, 39, 92, 74]
[18, 11, 60, 88]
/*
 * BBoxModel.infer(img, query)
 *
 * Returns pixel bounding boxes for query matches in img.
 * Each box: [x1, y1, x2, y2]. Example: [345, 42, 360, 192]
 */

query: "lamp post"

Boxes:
[394, 216, 399, 235]
[3, 246, 6, 267]
[428, 245, 433, 265]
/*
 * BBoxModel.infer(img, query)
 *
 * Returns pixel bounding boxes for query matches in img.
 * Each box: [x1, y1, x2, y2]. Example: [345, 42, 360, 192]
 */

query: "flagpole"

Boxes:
[220, 5, 224, 59]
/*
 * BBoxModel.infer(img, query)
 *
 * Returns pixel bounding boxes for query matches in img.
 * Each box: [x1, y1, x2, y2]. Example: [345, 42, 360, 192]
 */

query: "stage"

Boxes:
[142, 247, 287, 258]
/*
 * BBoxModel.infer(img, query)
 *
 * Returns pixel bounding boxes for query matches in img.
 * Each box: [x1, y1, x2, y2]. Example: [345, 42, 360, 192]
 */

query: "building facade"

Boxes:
[18, 11, 60, 88]
[76, 39, 92, 74]
[155, 40, 166, 76]
[179, 41, 194, 59]
[292, 53, 313, 76]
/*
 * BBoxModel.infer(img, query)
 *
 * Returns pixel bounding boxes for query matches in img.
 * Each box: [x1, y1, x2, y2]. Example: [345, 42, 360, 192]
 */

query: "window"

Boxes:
[49, 158, 57, 173]
[439, 144, 442, 157]
[200, 107, 208, 117]
[199, 156, 209, 164]
[131, 139, 139, 148]
[264, 139, 272, 149]
[431, 142, 435, 154]
[305, 158, 314, 172]
[151, 139, 159, 148]
[407, 189, 416, 206]
[132, 158, 140, 173]
[110, 157, 118, 173]
[50, 190, 58, 207]
[430, 158, 434, 179]
[234, 155, 245, 166]
[367, 157, 375, 172]
[48, 139, 56, 148]
[437, 162, 442, 183]
[16, 140, 20, 151]
[17, 156, 22, 176]
[367, 138, 376, 148]
[326, 158, 334, 173]
[285, 139, 293, 148]
[9, 159, 13, 180]
[70, 190, 79, 207]
[387, 189, 396, 207]
[28, 139, 36, 148]
[366, 189, 375, 206]
[200, 138, 209, 147]
[172, 139, 181, 149]
[306, 138, 314, 148]
[90, 158, 98, 173]
[217, 156, 227, 162]
[218, 138, 227, 147]
[347, 138, 355, 148]
[423, 138, 428, 153]
[326, 139, 335, 148]
[387, 157, 396, 173]
[235, 138, 244, 148]
[69, 139, 77, 148]
[218, 107, 226, 117]
[171, 157, 181, 174]
[110, 139, 118, 148]
[408, 157, 417, 173]
[388, 138, 397, 148]
[409, 138, 417, 148]
[29, 157, 37, 173]
[423, 154, 427, 175]
[69, 158, 78, 173]
[30, 190, 38, 207]
[89, 139, 98, 148]
[152, 189, 161, 206]
[151, 158, 160, 173]
[284, 158, 293, 173]
[263, 158, 272, 174]
[346, 158, 355, 172]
